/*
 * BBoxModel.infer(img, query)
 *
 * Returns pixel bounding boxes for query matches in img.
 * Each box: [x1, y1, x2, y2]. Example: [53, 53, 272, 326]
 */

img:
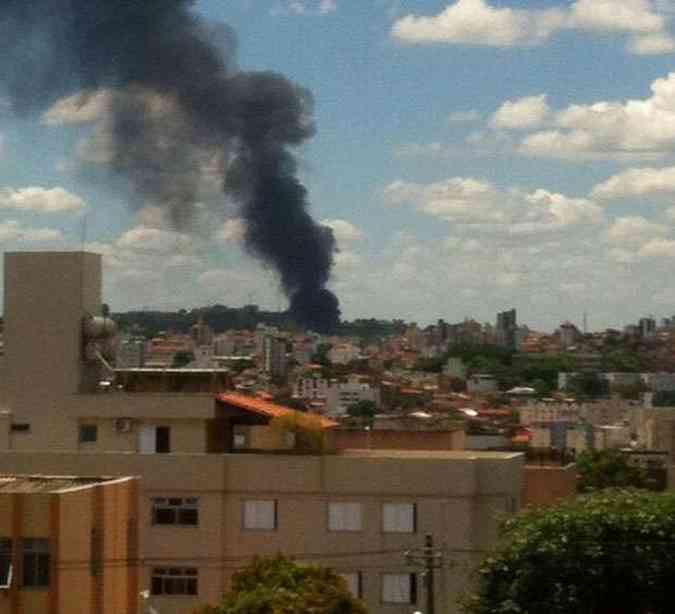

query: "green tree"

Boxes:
[195, 555, 367, 614]
[566, 372, 609, 399]
[463, 489, 675, 614]
[172, 350, 194, 368]
[346, 400, 377, 426]
[576, 449, 647, 492]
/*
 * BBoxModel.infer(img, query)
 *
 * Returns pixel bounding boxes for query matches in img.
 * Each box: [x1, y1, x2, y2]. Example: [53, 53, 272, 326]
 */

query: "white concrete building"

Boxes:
[325, 379, 380, 417]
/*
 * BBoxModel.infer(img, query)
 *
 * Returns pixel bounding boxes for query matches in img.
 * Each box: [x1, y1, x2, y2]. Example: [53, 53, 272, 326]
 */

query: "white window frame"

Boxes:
[382, 502, 416, 533]
[242, 500, 277, 531]
[339, 571, 362, 598]
[328, 502, 363, 532]
[382, 573, 416, 604]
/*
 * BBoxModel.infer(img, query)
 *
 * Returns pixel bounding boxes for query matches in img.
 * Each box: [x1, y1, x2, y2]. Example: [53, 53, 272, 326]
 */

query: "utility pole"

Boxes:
[405, 533, 445, 614]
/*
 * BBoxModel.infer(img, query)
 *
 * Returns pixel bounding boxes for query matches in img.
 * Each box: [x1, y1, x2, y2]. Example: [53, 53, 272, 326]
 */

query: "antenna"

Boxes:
[583, 311, 588, 335]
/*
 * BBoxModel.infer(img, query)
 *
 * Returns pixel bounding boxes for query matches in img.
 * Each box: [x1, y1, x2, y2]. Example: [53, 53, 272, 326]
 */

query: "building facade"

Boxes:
[0, 252, 525, 614]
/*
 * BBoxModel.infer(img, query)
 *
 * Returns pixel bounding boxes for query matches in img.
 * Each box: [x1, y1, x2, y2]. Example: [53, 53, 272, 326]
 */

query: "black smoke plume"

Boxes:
[0, 0, 340, 333]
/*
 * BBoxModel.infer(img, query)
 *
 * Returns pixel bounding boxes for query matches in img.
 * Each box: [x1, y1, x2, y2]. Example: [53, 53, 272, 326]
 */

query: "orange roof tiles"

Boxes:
[216, 393, 337, 429]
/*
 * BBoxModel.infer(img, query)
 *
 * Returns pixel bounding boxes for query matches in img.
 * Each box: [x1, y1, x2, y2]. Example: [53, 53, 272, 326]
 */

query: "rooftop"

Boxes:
[338, 449, 524, 460]
[0, 475, 131, 494]
[216, 393, 338, 429]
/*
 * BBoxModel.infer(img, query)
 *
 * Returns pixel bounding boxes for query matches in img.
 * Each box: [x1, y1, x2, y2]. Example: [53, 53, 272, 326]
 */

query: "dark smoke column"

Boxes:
[0, 0, 341, 333]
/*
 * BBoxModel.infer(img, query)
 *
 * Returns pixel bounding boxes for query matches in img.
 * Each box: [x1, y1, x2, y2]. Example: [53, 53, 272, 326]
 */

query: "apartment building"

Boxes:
[0, 252, 525, 614]
[0, 474, 138, 614]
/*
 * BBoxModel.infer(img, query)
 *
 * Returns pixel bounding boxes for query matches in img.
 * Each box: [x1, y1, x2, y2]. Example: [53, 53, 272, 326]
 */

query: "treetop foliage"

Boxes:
[464, 489, 675, 614]
[194, 555, 367, 614]
[576, 449, 648, 493]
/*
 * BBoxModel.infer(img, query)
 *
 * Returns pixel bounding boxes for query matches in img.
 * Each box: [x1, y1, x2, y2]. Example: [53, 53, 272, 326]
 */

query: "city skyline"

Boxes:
[2, 1, 675, 329]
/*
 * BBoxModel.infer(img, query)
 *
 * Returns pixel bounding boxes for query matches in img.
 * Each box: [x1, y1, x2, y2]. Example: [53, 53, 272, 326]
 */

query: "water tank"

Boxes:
[83, 316, 117, 339]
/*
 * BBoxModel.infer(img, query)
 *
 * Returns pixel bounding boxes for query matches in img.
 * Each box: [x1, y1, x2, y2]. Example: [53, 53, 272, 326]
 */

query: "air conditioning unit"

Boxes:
[113, 418, 134, 433]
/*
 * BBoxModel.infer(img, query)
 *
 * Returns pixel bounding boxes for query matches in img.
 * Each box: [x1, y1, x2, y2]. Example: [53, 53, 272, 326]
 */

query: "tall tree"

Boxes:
[195, 555, 368, 614]
[463, 489, 675, 614]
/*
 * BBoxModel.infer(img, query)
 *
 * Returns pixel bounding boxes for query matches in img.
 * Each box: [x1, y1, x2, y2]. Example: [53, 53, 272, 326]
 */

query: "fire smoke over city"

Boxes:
[0, 0, 340, 332]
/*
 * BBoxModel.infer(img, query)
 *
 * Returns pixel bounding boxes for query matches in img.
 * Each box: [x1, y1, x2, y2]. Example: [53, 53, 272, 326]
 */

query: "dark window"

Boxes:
[156, 427, 171, 454]
[22, 539, 49, 588]
[79, 424, 98, 443]
[151, 498, 198, 526]
[0, 539, 12, 588]
[151, 567, 198, 595]
[10, 424, 30, 433]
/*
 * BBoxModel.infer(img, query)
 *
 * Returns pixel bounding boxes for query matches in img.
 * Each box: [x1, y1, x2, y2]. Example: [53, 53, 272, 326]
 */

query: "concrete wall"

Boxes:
[522, 464, 577, 506]
[329, 429, 466, 451]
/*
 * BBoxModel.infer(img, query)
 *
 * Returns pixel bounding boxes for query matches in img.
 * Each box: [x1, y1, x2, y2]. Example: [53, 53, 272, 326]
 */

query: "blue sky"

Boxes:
[3, 0, 675, 331]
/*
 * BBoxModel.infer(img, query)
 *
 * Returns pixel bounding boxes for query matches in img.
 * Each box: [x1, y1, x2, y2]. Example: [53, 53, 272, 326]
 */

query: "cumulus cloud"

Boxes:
[606, 216, 669, 246]
[0, 220, 63, 242]
[383, 177, 603, 235]
[116, 226, 193, 255]
[391, 0, 675, 55]
[512, 73, 675, 160]
[592, 166, 675, 199]
[215, 218, 246, 244]
[491, 95, 550, 130]
[391, 0, 565, 47]
[41, 90, 113, 126]
[0, 187, 86, 213]
[320, 219, 365, 242]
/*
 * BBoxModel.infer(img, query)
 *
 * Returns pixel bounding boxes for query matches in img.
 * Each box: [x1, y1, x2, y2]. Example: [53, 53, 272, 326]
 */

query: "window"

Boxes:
[152, 498, 199, 526]
[156, 427, 171, 453]
[328, 502, 362, 532]
[151, 567, 198, 596]
[0, 539, 12, 589]
[10, 424, 30, 433]
[243, 500, 276, 530]
[79, 424, 98, 443]
[22, 539, 49, 588]
[339, 572, 362, 598]
[382, 573, 416, 604]
[382, 503, 416, 533]
[138, 426, 171, 454]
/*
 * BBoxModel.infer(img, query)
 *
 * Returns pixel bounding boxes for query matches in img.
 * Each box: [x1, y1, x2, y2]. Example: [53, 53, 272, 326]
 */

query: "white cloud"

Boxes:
[391, 0, 565, 47]
[628, 32, 675, 54]
[592, 166, 675, 199]
[215, 218, 246, 244]
[0, 221, 63, 242]
[0, 187, 86, 213]
[491, 94, 550, 130]
[383, 177, 604, 235]
[41, 90, 114, 126]
[391, 0, 675, 55]
[639, 237, 675, 257]
[606, 216, 669, 246]
[321, 219, 365, 242]
[516, 73, 675, 160]
[116, 226, 193, 255]
[569, 0, 665, 34]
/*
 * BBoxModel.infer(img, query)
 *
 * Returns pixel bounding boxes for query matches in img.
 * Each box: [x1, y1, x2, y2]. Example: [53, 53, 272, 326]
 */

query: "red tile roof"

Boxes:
[216, 393, 337, 428]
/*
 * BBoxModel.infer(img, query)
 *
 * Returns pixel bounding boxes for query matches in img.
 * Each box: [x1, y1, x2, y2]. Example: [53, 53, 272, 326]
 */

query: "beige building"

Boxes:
[0, 474, 138, 614]
[0, 252, 525, 614]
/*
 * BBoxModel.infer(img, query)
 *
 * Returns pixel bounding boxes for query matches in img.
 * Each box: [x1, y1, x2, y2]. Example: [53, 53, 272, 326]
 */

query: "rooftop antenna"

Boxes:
[583, 311, 588, 335]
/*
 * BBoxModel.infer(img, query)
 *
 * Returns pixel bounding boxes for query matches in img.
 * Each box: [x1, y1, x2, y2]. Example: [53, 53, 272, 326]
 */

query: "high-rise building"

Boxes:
[263, 335, 288, 377]
[496, 308, 517, 349]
